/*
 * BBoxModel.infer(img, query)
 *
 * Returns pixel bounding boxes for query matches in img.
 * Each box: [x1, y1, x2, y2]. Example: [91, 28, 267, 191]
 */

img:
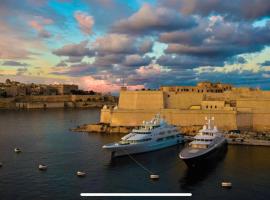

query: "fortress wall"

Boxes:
[100, 109, 112, 123]
[252, 113, 270, 132]
[110, 109, 159, 126]
[109, 109, 237, 130]
[118, 91, 164, 109]
[236, 100, 270, 111]
[201, 101, 225, 110]
[236, 112, 253, 130]
[164, 92, 204, 109]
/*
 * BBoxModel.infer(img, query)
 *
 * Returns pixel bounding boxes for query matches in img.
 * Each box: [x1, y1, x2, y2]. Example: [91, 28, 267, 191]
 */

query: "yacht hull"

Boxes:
[103, 137, 184, 157]
[180, 140, 227, 168]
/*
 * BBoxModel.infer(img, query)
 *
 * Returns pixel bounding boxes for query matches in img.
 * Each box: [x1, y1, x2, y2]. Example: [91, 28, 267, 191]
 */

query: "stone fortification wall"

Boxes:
[164, 92, 204, 109]
[102, 108, 237, 131]
[118, 90, 164, 109]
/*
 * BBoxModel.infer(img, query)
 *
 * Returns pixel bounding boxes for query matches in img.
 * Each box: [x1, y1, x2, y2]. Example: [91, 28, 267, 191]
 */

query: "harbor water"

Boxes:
[0, 109, 270, 199]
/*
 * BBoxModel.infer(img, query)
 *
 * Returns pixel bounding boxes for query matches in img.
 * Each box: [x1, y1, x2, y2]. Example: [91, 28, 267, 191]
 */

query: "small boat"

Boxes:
[221, 182, 232, 188]
[103, 114, 184, 157]
[77, 171, 86, 177]
[14, 148, 22, 153]
[38, 164, 48, 171]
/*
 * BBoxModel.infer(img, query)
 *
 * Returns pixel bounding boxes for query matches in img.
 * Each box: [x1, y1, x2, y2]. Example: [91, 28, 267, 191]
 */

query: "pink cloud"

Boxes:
[79, 76, 144, 93]
[74, 11, 94, 35]
[28, 17, 53, 38]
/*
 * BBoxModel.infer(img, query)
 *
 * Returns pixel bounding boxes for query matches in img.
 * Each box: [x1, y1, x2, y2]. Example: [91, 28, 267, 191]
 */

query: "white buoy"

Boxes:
[77, 171, 86, 177]
[38, 164, 48, 171]
[221, 182, 232, 188]
[150, 174, 159, 180]
[14, 148, 22, 153]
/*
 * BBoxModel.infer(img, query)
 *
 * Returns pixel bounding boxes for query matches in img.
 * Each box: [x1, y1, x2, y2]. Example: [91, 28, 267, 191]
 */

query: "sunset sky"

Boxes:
[0, 0, 270, 92]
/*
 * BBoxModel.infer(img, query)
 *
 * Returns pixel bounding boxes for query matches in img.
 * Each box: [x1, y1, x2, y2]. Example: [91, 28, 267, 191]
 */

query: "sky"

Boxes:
[0, 0, 270, 92]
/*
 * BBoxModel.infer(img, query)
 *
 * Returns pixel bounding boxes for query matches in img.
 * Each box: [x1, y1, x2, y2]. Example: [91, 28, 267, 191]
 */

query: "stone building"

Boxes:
[51, 84, 79, 95]
[100, 82, 270, 133]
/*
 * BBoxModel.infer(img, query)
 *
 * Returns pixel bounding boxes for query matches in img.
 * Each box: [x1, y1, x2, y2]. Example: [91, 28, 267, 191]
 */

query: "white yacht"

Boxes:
[102, 114, 184, 157]
[179, 117, 227, 167]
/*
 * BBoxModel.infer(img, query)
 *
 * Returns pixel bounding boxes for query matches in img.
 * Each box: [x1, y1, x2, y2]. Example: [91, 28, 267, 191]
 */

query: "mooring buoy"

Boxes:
[14, 148, 22, 153]
[38, 164, 48, 171]
[150, 174, 160, 180]
[221, 182, 232, 188]
[77, 171, 86, 177]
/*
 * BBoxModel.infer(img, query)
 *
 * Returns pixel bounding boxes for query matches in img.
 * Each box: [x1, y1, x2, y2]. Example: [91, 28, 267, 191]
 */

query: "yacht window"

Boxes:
[128, 138, 152, 143]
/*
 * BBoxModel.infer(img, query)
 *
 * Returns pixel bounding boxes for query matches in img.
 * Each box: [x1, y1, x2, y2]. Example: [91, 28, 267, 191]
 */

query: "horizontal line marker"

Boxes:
[80, 193, 192, 197]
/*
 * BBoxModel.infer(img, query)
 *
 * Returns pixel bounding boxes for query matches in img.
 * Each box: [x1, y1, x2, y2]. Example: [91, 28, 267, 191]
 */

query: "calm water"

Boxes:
[0, 109, 270, 200]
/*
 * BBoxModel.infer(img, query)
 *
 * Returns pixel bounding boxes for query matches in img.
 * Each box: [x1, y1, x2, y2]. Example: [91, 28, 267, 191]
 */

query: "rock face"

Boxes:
[99, 83, 270, 133]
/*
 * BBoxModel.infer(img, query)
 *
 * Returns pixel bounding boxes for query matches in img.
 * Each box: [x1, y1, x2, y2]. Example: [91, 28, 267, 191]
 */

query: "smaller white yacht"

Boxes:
[179, 117, 227, 167]
[102, 114, 184, 157]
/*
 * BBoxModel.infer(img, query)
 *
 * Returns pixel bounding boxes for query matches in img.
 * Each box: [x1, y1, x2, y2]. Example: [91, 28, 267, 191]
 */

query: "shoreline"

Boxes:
[71, 123, 270, 147]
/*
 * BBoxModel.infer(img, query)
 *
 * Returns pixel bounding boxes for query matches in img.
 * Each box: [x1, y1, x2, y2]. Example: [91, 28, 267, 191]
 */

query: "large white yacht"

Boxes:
[179, 117, 227, 167]
[102, 114, 184, 157]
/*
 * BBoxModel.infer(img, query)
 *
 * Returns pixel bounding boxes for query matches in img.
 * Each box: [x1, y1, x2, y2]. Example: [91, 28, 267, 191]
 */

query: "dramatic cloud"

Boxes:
[74, 11, 95, 35]
[53, 40, 94, 57]
[123, 55, 152, 67]
[1, 0, 270, 91]
[93, 34, 135, 54]
[161, 0, 270, 20]
[157, 54, 224, 68]
[2, 60, 29, 67]
[112, 3, 197, 35]
[163, 18, 270, 60]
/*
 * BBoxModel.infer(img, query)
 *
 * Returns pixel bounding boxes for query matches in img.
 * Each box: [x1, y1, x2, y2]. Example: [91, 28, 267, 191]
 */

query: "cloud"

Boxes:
[0, 20, 43, 59]
[161, 0, 270, 20]
[65, 56, 83, 63]
[2, 60, 29, 67]
[55, 61, 68, 67]
[78, 76, 144, 92]
[74, 11, 94, 35]
[112, 3, 197, 35]
[93, 34, 136, 54]
[16, 68, 28, 75]
[260, 60, 270, 66]
[28, 16, 54, 38]
[123, 55, 152, 67]
[157, 54, 224, 68]
[52, 40, 94, 57]
[162, 18, 270, 61]
[136, 63, 168, 76]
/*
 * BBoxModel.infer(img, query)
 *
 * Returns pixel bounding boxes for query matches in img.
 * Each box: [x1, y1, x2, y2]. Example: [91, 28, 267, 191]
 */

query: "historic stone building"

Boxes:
[100, 82, 270, 132]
